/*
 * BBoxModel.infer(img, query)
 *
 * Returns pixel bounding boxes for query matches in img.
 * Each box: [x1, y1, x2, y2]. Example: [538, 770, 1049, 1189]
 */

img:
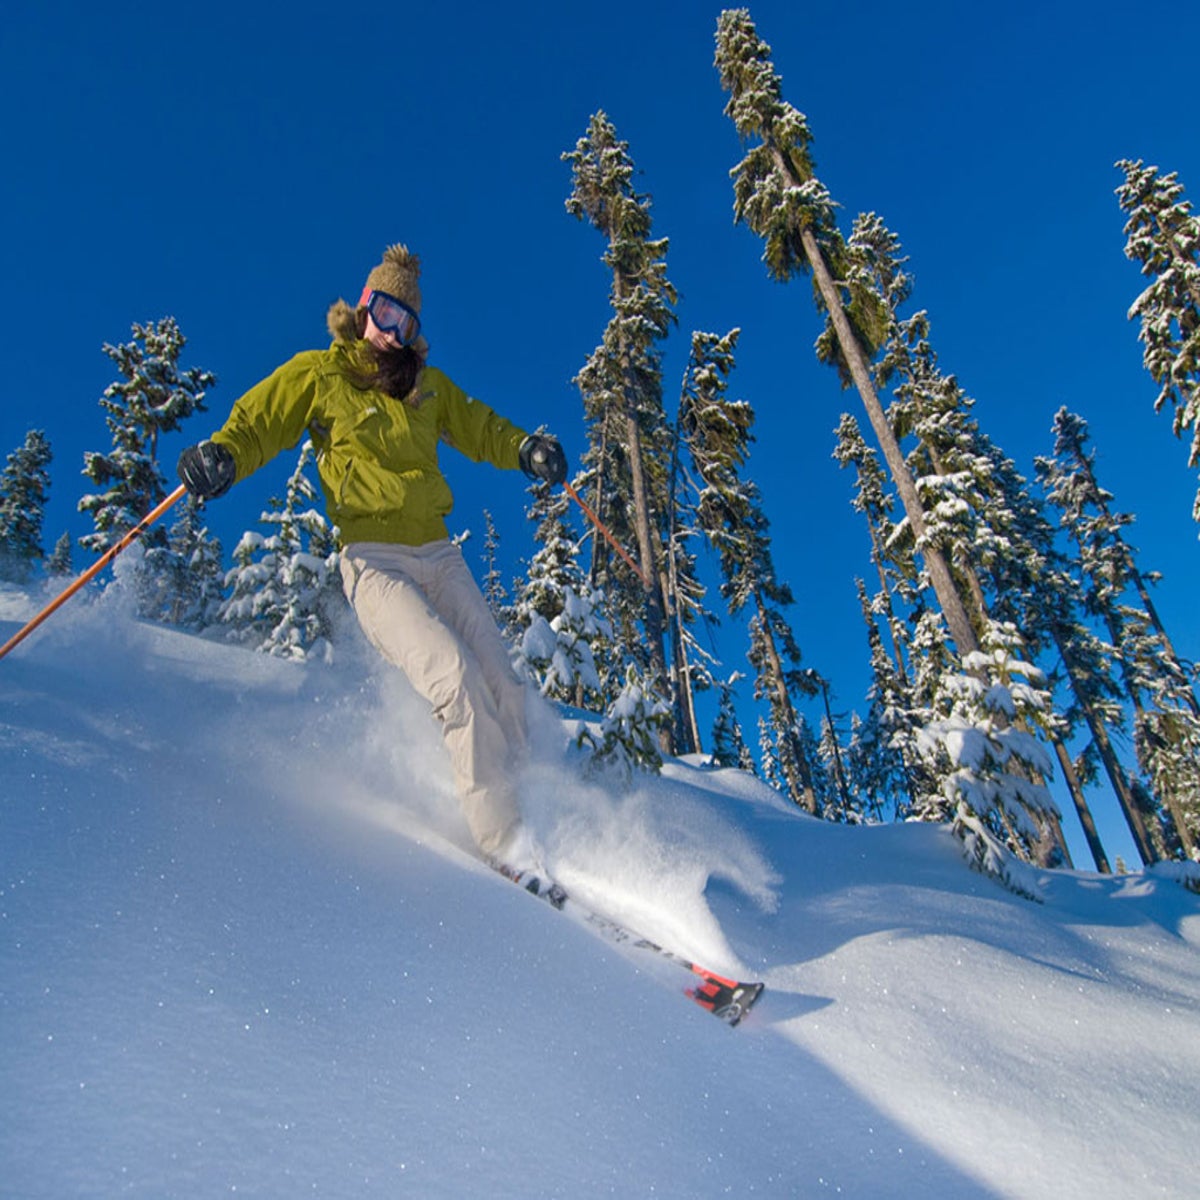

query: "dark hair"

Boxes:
[347, 307, 424, 401]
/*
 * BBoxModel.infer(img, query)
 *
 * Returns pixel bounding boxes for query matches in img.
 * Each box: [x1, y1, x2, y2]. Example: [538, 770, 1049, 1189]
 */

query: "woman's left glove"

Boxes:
[519, 435, 567, 485]
[178, 440, 237, 500]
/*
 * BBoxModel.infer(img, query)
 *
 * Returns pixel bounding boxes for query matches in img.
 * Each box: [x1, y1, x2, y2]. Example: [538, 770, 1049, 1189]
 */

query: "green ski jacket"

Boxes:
[211, 343, 528, 547]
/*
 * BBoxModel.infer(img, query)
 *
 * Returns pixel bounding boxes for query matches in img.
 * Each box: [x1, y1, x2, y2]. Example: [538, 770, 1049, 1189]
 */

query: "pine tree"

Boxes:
[220, 530, 273, 648]
[218, 442, 342, 661]
[519, 583, 610, 710]
[710, 674, 756, 772]
[810, 669, 856, 820]
[844, 713, 888, 823]
[141, 497, 226, 629]
[517, 481, 586, 624]
[669, 331, 744, 753]
[916, 621, 1061, 881]
[831, 209, 1073, 863]
[795, 713, 836, 815]
[79, 317, 215, 557]
[848, 578, 927, 820]
[1115, 160, 1200, 526]
[1123, 614, 1200, 857]
[46, 531, 73, 577]
[0, 429, 53, 583]
[748, 602, 820, 812]
[1037, 407, 1197, 860]
[833, 413, 917, 688]
[714, 9, 979, 660]
[663, 508, 718, 754]
[579, 663, 671, 784]
[564, 111, 677, 725]
[479, 509, 509, 626]
[512, 480, 617, 707]
[1040, 407, 1198, 715]
[673, 321, 819, 809]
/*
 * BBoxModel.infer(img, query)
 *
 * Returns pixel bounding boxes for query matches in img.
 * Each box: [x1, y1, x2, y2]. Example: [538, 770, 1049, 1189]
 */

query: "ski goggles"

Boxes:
[361, 288, 422, 346]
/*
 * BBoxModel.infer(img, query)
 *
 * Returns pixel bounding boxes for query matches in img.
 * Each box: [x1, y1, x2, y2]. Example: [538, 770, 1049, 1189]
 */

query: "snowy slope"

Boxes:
[3, 582, 1199, 1199]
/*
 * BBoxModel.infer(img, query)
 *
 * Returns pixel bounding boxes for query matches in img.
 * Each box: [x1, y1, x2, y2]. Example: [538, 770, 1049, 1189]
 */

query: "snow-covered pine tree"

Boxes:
[0, 429, 52, 583]
[516, 480, 586, 624]
[833, 413, 918, 693]
[520, 583, 610, 711]
[140, 497, 226, 630]
[904, 371, 1073, 864]
[511, 478, 617, 708]
[811, 669, 858, 821]
[79, 318, 215, 558]
[578, 663, 671, 784]
[714, 9, 979, 661]
[564, 111, 677, 730]
[710, 674, 756, 772]
[479, 509, 509, 626]
[748, 602, 821, 813]
[832, 209, 1074, 864]
[905, 606, 960, 823]
[848, 578, 927, 820]
[834, 415, 947, 820]
[1037, 406, 1197, 860]
[1039, 408, 1198, 718]
[46, 532, 73, 577]
[795, 712, 835, 814]
[1122, 614, 1200, 858]
[663, 512, 717, 755]
[915, 621, 1060, 892]
[756, 715, 777, 786]
[669, 331, 743, 753]
[218, 441, 342, 661]
[718, 31, 1062, 858]
[219, 530, 272, 648]
[843, 714, 888, 824]
[1115, 159, 1200, 527]
[672, 321, 819, 810]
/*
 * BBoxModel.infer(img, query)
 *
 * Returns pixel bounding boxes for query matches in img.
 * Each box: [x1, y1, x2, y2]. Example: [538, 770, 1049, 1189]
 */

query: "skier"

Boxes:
[176, 244, 567, 879]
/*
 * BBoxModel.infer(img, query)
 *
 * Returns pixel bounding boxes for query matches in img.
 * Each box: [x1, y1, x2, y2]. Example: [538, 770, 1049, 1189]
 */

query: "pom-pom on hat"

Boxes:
[326, 243, 423, 344]
[363, 243, 422, 311]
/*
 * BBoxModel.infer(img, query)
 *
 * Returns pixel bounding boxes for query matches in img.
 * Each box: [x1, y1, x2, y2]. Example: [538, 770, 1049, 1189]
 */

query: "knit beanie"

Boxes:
[363, 243, 422, 311]
[326, 243, 423, 344]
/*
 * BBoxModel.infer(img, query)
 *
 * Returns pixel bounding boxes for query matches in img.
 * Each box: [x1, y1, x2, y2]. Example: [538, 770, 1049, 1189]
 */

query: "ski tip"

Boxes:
[687, 975, 765, 1027]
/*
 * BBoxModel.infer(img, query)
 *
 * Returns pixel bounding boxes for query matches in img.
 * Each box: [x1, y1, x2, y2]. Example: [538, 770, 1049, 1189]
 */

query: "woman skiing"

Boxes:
[176, 244, 566, 879]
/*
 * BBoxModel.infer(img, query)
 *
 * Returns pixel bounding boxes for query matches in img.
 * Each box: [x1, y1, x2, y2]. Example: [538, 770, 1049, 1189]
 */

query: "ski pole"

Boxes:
[0, 483, 188, 662]
[562, 479, 650, 589]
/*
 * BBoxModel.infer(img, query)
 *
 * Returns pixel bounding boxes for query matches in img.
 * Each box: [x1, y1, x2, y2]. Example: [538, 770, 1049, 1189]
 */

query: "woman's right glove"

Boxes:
[519, 435, 567, 485]
[178, 440, 237, 500]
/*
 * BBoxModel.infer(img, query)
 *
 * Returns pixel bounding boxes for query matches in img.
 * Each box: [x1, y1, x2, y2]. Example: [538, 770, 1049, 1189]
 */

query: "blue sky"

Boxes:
[3, 0, 1198, 866]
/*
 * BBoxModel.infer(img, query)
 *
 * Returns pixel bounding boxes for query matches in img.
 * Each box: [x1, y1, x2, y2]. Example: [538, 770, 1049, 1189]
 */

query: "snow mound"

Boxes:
[3, 596, 1199, 1197]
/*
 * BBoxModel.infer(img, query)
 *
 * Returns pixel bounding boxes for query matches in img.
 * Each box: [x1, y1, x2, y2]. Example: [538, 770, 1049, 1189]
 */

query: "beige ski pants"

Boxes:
[339, 540, 527, 857]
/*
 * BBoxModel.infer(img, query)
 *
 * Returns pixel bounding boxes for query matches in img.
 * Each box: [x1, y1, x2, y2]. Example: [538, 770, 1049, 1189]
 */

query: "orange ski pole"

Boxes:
[0, 483, 188, 662]
[562, 479, 650, 589]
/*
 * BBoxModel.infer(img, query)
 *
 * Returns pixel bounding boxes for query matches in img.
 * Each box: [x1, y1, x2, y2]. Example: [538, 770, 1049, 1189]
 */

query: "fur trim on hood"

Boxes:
[326, 298, 360, 344]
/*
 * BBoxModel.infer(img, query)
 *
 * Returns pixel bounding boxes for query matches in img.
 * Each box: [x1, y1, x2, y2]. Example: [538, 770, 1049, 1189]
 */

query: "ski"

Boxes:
[495, 864, 764, 1026]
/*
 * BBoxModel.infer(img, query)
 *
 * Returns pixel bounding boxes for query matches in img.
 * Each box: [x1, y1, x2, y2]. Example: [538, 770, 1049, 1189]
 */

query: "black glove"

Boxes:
[519, 435, 567, 485]
[178, 440, 237, 501]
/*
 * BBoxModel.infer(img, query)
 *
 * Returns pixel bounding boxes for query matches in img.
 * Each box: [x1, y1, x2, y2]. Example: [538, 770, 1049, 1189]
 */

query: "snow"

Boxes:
[3, 583, 1200, 1198]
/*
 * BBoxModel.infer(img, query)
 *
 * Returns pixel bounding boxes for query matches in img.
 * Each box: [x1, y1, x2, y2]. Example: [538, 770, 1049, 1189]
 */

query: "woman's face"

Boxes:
[364, 311, 404, 352]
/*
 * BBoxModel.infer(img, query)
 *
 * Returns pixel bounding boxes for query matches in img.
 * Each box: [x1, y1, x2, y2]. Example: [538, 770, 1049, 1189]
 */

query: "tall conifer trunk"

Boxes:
[769, 146, 980, 660]
[1052, 737, 1112, 873]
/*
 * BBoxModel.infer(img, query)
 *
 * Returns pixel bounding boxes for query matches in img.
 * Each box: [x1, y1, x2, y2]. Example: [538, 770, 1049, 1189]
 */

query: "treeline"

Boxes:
[2, 8, 1197, 876]
[500, 9, 1200, 875]
[0, 318, 343, 662]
